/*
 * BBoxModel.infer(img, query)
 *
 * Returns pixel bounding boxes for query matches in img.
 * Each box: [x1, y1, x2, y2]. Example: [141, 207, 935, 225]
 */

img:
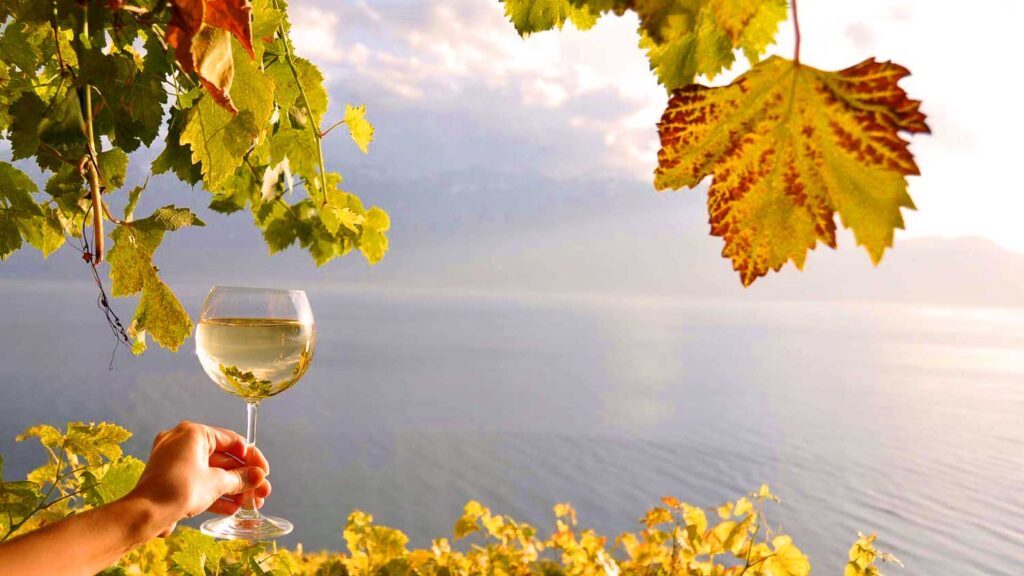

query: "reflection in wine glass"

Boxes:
[195, 286, 316, 540]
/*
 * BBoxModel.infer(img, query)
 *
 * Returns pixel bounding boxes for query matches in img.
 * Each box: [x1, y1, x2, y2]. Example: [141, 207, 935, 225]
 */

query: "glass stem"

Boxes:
[235, 400, 261, 521]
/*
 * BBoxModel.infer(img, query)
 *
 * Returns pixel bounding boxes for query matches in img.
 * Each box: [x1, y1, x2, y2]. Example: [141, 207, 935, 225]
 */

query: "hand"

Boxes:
[127, 421, 272, 536]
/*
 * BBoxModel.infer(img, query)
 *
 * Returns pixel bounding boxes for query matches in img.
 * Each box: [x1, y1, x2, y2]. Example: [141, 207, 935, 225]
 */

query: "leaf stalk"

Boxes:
[272, 0, 330, 205]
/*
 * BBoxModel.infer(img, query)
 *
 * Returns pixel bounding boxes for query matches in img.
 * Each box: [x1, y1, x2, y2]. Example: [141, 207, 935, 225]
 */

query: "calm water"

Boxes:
[0, 282, 1021, 575]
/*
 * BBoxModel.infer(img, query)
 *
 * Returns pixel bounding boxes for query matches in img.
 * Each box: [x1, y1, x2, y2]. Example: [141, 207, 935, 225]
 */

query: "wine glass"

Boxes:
[195, 286, 316, 540]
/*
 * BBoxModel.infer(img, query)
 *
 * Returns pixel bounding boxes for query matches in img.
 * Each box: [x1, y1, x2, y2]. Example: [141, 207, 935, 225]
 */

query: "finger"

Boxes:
[214, 466, 266, 496]
[255, 497, 265, 509]
[248, 446, 270, 474]
[205, 426, 247, 460]
[151, 430, 169, 450]
[207, 498, 241, 516]
[209, 452, 245, 470]
[253, 479, 272, 499]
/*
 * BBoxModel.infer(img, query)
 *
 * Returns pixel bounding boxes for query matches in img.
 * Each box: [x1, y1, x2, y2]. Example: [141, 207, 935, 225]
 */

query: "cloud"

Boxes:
[290, 0, 1024, 255]
[291, 0, 665, 181]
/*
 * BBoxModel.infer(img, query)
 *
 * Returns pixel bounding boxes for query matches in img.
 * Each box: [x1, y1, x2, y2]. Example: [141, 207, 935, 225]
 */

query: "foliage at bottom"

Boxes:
[0, 423, 902, 576]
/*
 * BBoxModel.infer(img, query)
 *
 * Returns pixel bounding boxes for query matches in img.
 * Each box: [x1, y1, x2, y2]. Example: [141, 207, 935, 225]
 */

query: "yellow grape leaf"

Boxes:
[733, 496, 753, 517]
[344, 104, 375, 154]
[655, 56, 929, 286]
[709, 0, 788, 64]
[502, 0, 600, 35]
[761, 535, 810, 576]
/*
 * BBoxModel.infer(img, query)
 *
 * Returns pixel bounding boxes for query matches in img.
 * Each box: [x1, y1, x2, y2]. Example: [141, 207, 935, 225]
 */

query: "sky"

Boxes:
[284, 0, 1023, 249]
[4, 0, 1023, 302]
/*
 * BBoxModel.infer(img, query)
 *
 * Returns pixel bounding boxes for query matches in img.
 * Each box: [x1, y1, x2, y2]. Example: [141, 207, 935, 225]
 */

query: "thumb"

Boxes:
[216, 466, 266, 496]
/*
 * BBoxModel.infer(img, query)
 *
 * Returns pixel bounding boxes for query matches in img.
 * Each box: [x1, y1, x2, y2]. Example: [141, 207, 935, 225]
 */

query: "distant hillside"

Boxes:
[2, 167, 1021, 309]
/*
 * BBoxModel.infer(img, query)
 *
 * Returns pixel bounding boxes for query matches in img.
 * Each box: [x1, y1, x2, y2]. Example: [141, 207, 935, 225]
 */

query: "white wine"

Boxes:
[196, 317, 315, 400]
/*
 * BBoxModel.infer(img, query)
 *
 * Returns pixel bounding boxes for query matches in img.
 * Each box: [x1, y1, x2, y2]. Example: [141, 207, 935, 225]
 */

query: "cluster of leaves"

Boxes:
[0, 0, 387, 353]
[501, 0, 930, 285]
[1, 421, 902, 576]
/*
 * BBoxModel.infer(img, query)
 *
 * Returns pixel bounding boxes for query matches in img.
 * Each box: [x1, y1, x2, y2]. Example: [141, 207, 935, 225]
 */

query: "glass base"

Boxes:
[200, 513, 294, 540]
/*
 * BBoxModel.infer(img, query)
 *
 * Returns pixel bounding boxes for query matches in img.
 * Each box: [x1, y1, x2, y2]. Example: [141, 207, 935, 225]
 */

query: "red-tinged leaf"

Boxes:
[166, 0, 254, 113]
[655, 56, 929, 286]
[205, 0, 255, 59]
[192, 26, 236, 114]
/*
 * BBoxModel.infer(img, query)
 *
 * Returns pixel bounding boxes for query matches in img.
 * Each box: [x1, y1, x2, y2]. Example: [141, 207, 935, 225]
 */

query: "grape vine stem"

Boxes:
[272, 0, 331, 206]
[792, 0, 802, 64]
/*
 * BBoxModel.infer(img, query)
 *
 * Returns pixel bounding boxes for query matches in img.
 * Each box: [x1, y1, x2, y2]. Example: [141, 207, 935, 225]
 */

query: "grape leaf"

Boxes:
[17, 422, 133, 467]
[266, 56, 328, 128]
[501, 0, 600, 35]
[82, 455, 145, 504]
[171, 528, 226, 576]
[98, 148, 129, 190]
[761, 535, 810, 576]
[0, 21, 38, 73]
[180, 39, 275, 189]
[507, 1, 787, 90]
[358, 207, 390, 265]
[17, 207, 65, 258]
[130, 273, 195, 353]
[635, 0, 787, 90]
[152, 110, 203, 186]
[108, 206, 204, 351]
[655, 56, 929, 285]
[0, 161, 54, 261]
[710, 0, 788, 64]
[0, 455, 44, 533]
[167, 0, 255, 113]
[344, 105, 374, 154]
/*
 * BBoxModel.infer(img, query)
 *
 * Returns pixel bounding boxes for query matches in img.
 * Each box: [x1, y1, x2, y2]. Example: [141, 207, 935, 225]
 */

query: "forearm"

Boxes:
[0, 495, 174, 576]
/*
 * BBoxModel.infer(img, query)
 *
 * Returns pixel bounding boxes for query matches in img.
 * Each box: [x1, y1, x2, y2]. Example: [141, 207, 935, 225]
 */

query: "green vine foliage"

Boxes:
[0, 0, 388, 354]
[0, 422, 902, 576]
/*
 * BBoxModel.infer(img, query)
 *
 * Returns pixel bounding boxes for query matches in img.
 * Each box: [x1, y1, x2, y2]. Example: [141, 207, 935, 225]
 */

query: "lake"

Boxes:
[0, 282, 1021, 575]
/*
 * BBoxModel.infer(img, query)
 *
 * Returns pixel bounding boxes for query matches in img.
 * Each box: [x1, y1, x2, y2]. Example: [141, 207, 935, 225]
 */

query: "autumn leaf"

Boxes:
[166, 0, 255, 113]
[655, 56, 929, 286]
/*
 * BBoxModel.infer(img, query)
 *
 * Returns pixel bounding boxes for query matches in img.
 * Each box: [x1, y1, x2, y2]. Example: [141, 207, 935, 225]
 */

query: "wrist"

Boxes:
[112, 492, 179, 547]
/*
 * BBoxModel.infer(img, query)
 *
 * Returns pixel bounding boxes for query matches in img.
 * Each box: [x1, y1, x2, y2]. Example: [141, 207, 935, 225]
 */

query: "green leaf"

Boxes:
[0, 455, 45, 534]
[181, 39, 276, 189]
[45, 163, 87, 214]
[7, 92, 45, 161]
[322, 188, 366, 236]
[344, 105, 374, 154]
[0, 22, 38, 72]
[123, 182, 146, 222]
[267, 56, 328, 127]
[171, 528, 226, 576]
[64, 422, 133, 466]
[152, 110, 202, 186]
[83, 456, 145, 506]
[17, 207, 66, 258]
[0, 162, 63, 260]
[131, 272, 194, 352]
[98, 148, 129, 190]
[108, 205, 205, 296]
[16, 424, 64, 447]
[0, 161, 39, 212]
[107, 207, 203, 351]
[0, 214, 23, 260]
[267, 126, 318, 183]
[502, 0, 599, 35]
[358, 207, 390, 265]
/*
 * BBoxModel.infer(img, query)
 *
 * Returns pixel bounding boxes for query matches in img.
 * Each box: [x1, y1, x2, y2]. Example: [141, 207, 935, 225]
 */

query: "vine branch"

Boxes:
[272, 0, 331, 205]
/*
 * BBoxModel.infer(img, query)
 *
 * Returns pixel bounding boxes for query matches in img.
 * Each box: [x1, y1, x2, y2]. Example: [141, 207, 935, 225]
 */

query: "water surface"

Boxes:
[0, 283, 1021, 575]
